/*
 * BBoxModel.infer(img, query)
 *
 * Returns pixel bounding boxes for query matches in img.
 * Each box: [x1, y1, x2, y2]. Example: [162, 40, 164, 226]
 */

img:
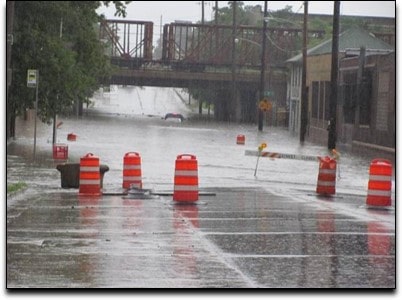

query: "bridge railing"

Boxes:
[100, 19, 325, 71]
[99, 19, 153, 60]
[161, 22, 325, 69]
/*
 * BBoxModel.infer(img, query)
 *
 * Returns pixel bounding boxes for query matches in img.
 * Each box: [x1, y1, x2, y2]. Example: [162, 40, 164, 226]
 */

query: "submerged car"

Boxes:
[163, 113, 185, 122]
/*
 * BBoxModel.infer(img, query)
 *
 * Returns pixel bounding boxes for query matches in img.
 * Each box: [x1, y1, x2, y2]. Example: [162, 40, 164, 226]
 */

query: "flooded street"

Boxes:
[7, 86, 395, 288]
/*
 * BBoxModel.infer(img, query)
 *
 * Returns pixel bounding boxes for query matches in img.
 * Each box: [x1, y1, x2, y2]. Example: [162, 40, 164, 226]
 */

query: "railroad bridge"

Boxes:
[99, 19, 325, 121]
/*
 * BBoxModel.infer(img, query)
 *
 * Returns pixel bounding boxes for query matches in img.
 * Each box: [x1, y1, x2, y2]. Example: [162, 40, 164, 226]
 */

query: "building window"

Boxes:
[324, 81, 331, 120]
[376, 71, 390, 131]
[341, 72, 357, 124]
[311, 80, 331, 121]
[312, 81, 319, 119]
[342, 83, 356, 123]
[359, 70, 372, 125]
[341, 69, 373, 126]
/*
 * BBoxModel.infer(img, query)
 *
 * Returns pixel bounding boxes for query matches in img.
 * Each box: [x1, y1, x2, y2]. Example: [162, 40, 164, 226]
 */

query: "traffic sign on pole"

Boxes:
[27, 69, 37, 88]
[259, 98, 272, 112]
[263, 90, 274, 98]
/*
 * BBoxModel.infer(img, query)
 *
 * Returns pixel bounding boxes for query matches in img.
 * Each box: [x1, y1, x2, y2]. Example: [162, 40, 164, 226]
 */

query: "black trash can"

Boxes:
[56, 163, 109, 188]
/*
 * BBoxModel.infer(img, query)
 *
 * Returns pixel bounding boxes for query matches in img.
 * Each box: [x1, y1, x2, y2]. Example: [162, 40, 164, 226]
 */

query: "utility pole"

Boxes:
[201, 1, 205, 22]
[199, 1, 205, 115]
[231, 1, 237, 122]
[258, 1, 268, 132]
[299, 1, 308, 143]
[215, 1, 218, 22]
[328, 1, 340, 150]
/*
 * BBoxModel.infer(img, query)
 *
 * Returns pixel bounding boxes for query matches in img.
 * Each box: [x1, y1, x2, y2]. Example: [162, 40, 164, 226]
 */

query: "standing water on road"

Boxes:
[7, 86, 395, 288]
[7, 85, 394, 198]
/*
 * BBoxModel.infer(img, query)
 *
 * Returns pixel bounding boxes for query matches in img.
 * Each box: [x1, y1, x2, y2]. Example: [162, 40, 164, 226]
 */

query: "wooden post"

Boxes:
[258, 1, 268, 132]
[300, 1, 308, 143]
[328, 1, 340, 150]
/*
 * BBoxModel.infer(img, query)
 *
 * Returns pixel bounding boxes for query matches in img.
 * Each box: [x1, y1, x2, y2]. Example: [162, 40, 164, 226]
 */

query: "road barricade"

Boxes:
[173, 154, 198, 203]
[245, 150, 319, 162]
[366, 159, 392, 207]
[122, 152, 142, 189]
[237, 134, 245, 145]
[316, 156, 337, 195]
[79, 153, 101, 196]
[67, 133, 77, 141]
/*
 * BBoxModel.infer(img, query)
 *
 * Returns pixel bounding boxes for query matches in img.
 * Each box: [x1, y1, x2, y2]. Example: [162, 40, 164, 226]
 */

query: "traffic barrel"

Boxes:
[236, 134, 245, 145]
[316, 156, 336, 195]
[173, 154, 198, 202]
[79, 153, 101, 195]
[122, 152, 142, 189]
[67, 133, 77, 141]
[366, 159, 392, 207]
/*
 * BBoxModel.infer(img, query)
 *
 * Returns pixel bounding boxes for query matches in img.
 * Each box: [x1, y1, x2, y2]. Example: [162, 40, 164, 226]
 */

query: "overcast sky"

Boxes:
[98, 1, 396, 26]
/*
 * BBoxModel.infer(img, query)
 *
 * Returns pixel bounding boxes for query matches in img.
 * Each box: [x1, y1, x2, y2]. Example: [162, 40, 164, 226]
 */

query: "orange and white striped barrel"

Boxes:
[173, 154, 198, 202]
[122, 152, 142, 189]
[366, 159, 392, 207]
[236, 134, 245, 145]
[67, 133, 77, 141]
[79, 153, 101, 195]
[316, 156, 336, 195]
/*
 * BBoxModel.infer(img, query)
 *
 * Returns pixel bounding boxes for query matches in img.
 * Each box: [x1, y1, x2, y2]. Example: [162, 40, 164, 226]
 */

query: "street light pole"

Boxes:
[258, 0, 268, 131]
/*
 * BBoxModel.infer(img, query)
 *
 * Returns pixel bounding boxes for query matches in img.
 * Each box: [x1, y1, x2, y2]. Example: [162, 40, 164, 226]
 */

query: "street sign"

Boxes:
[27, 69, 37, 88]
[263, 90, 274, 97]
[259, 99, 272, 112]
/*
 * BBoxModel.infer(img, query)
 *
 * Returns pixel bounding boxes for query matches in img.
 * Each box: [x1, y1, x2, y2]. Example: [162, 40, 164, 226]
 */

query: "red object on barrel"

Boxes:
[366, 159, 392, 207]
[236, 134, 245, 145]
[173, 154, 199, 202]
[79, 153, 101, 195]
[316, 156, 336, 195]
[122, 152, 142, 189]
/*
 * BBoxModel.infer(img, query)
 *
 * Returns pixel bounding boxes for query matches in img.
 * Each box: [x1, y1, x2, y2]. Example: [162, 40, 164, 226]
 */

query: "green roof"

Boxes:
[286, 27, 394, 63]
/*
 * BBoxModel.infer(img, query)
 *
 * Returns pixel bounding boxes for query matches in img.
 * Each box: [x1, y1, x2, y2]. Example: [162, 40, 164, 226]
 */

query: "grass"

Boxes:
[7, 182, 28, 194]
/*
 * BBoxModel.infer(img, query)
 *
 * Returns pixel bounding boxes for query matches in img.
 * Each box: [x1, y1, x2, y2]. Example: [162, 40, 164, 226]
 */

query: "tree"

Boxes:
[8, 1, 130, 138]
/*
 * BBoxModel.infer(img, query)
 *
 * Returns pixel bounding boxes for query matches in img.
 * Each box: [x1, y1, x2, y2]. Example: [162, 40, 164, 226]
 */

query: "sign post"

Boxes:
[27, 69, 39, 159]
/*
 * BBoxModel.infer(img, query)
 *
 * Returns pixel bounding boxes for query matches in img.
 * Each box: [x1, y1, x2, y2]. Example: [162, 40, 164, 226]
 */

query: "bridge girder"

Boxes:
[102, 67, 260, 90]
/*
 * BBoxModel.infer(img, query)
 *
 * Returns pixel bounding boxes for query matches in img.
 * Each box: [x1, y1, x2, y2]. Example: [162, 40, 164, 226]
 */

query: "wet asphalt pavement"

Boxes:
[6, 86, 396, 289]
[7, 163, 395, 288]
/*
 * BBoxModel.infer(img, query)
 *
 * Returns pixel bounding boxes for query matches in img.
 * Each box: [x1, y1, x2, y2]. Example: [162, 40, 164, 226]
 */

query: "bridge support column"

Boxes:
[213, 85, 258, 123]
[239, 88, 258, 123]
[218, 85, 241, 122]
[214, 89, 230, 121]
[232, 86, 242, 122]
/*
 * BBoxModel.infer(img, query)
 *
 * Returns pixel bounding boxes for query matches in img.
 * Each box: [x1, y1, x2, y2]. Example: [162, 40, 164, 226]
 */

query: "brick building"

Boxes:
[286, 27, 394, 160]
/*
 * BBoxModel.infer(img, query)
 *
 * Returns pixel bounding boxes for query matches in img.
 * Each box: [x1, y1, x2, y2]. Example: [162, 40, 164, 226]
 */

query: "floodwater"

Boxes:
[6, 86, 396, 288]
[8, 85, 394, 194]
